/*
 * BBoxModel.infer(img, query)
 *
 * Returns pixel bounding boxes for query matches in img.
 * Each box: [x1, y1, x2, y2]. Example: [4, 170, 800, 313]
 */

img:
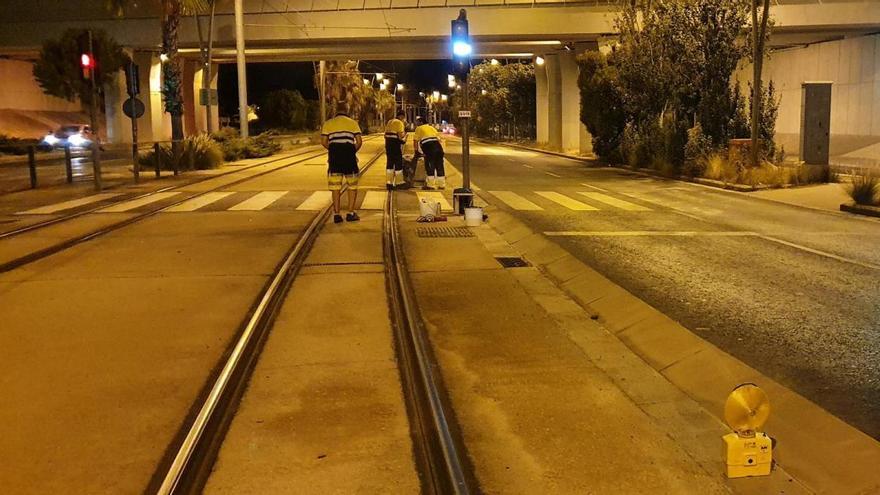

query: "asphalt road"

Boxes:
[0, 150, 131, 193]
[446, 140, 880, 440]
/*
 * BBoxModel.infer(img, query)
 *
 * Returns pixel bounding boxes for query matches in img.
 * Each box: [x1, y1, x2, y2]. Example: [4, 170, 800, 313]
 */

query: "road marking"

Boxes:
[545, 171, 562, 178]
[580, 182, 609, 192]
[296, 190, 332, 210]
[488, 190, 544, 211]
[228, 191, 288, 211]
[522, 164, 534, 169]
[417, 191, 453, 212]
[360, 190, 387, 210]
[544, 231, 759, 237]
[577, 192, 652, 211]
[535, 191, 599, 211]
[165, 192, 234, 212]
[17, 193, 123, 215]
[99, 192, 182, 213]
[757, 235, 880, 271]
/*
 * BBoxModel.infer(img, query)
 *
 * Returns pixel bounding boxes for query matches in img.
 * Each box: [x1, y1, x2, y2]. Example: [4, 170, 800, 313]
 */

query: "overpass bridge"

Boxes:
[0, 0, 878, 160]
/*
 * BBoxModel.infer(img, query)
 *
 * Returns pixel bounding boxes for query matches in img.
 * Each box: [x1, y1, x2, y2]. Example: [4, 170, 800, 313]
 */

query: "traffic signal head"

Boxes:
[451, 9, 471, 77]
[80, 53, 92, 68]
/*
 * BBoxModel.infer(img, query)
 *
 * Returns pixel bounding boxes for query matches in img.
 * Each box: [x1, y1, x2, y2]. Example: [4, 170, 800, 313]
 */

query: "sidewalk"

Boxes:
[397, 161, 880, 493]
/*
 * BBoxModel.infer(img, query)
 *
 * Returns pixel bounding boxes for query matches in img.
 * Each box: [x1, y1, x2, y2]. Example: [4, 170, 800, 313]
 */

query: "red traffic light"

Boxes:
[81, 53, 93, 68]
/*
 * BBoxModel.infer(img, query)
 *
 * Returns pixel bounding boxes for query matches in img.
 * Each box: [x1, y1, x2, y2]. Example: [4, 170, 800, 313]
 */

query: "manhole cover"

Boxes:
[496, 256, 530, 268]
[416, 226, 474, 238]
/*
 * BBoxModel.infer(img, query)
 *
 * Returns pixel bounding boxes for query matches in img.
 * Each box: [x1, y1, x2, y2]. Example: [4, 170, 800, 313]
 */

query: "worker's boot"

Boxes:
[436, 176, 446, 190]
[385, 169, 394, 190]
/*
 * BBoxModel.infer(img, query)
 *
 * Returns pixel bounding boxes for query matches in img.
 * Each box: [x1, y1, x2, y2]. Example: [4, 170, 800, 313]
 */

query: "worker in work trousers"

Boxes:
[384, 110, 407, 190]
[414, 119, 445, 190]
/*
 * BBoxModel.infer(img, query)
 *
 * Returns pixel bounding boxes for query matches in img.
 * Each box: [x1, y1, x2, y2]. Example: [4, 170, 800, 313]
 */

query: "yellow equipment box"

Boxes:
[723, 431, 772, 478]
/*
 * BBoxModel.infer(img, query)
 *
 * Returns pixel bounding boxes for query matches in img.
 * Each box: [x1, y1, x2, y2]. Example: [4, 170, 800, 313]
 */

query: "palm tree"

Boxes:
[108, 0, 209, 148]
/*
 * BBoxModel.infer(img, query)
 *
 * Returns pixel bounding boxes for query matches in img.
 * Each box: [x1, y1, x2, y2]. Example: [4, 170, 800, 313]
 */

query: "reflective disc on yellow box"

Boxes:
[724, 383, 770, 433]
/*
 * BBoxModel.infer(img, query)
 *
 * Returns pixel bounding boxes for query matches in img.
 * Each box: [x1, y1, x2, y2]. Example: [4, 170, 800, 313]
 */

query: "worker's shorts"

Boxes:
[328, 172, 359, 191]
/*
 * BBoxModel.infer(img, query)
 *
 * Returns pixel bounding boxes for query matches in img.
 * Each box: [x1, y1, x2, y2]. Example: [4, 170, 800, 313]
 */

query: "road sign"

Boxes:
[122, 98, 145, 119]
[458, 110, 472, 118]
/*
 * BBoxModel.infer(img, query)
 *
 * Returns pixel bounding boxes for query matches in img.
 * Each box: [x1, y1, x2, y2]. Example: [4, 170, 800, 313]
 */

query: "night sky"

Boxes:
[218, 59, 455, 117]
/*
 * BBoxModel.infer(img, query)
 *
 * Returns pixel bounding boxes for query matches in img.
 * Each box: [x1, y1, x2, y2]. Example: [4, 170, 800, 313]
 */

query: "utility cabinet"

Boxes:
[800, 82, 832, 165]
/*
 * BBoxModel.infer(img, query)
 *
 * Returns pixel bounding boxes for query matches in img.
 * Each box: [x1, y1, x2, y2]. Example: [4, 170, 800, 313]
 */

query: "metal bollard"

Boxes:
[27, 145, 37, 189]
[64, 144, 73, 183]
[171, 140, 180, 176]
[154, 142, 161, 178]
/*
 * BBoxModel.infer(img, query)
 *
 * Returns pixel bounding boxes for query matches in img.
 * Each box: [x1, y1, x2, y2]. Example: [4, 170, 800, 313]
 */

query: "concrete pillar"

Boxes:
[536, 60, 549, 144]
[545, 53, 563, 151]
[193, 63, 220, 133]
[103, 71, 129, 144]
[560, 51, 592, 155]
[183, 59, 197, 136]
[146, 53, 171, 142]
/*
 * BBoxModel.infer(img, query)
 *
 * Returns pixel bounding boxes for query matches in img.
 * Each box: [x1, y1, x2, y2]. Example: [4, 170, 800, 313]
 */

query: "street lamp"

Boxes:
[448, 80, 456, 88]
[441, 94, 448, 101]
[432, 90, 440, 100]
[397, 83, 404, 91]
[376, 72, 384, 81]
[490, 58, 500, 65]
[363, 78, 370, 85]
[535, 56, 545, 66]
[159, 53, 170, 63]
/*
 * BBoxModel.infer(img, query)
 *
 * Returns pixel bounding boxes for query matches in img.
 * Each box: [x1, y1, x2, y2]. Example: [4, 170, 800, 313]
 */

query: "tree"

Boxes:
[32, 29, 129, 105]
[459, 61, 535, 139]
[318, 60, 371, 122]
[578, 51, 626, 161]
[108, 0, 209, 147]
[258, 89, 309, 130]
[750, 0, 772, 166]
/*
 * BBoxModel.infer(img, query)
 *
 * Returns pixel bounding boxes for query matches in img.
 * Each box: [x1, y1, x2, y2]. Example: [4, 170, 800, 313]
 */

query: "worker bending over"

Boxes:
[321, 107, 363, 223]
[413, 118, 446, 190]
[384, 110, 407, 190]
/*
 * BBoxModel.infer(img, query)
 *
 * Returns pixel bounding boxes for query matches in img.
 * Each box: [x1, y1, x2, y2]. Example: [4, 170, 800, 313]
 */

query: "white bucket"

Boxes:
[464, 207, 483, 227]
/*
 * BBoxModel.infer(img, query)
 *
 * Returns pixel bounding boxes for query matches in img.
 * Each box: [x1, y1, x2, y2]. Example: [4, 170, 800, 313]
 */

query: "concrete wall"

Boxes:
[536, 60, 548, 144]
[0, 59, 81, 112]
[736, 33, 879, 166]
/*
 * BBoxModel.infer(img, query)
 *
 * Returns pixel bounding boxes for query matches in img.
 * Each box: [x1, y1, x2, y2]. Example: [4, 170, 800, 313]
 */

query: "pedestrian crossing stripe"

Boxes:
[165, 192, 235, 212]
[99, 192, 183, 213]
[17, 193, 123, 215]
[296, 190, 332, 210]
[576, 192, 651, 211]
[228, 191, 288, 211]
[416, 191, 453, 212]
[360, 190, 387, 210]
[488, 191, 543, 211]
[535, 191, 598, 211]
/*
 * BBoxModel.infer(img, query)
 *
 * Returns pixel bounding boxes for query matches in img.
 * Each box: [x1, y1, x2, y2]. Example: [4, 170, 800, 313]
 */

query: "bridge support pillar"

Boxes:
[536, 57, 549, 144]
[545, 53, 563, 151]
[102, 70, 129, 144]
[560, 51, 592, 155]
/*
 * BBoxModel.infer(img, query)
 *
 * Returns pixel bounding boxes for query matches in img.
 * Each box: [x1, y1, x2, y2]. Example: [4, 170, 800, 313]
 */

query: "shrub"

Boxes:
[579, 51, 626, 162]
[139, 133, 224, 171]
[218, 132, 281, 161]
[848, 171, 879, 205]
[683, 123, 714, 177]
[211, 126, 239, 143]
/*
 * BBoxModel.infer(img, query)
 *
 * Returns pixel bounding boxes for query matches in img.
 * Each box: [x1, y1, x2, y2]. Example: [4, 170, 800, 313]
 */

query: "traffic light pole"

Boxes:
[87, 30, 102, 192]
[461, 77, 470, 191]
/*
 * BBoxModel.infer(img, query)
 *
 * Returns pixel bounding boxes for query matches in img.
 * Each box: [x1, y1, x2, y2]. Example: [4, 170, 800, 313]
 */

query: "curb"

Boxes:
[840, 202, 880, 218]
[476, 200, 880, 495]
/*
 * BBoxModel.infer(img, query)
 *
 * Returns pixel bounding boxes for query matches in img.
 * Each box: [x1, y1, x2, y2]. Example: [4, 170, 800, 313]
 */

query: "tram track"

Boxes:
[0, 140, 381, 275]
[152, 153, 476, 494]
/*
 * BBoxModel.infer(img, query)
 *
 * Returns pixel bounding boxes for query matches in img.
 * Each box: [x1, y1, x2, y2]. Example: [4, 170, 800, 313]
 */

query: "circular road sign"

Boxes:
[123, 97, 145, 119]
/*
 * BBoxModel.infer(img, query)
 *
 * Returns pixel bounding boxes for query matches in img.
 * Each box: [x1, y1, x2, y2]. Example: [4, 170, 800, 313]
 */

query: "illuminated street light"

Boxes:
[376, 73, 384, 81]
[448, 80, 456, 88]
[159, 53, 170, 63]
[535, 56, 545, 66]
[490, 58, 500, 65]
[432, 90, 440, 100]
[447, 74, 456, 82]
[397, 83, 404, 91]
[380, 82, 387, 91]
[363, 78, 370, 85]
[441, 94, 448, 101]
[481, 89, 487, 95]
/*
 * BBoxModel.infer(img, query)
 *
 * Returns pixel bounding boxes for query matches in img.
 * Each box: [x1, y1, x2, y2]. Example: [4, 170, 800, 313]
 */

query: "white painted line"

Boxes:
[544, 231, 759, 237]
[165, 192, 235, 212]
[577, 192, 652, 211]
[471, 182, 482, 192]
[417, 191, 453, 212]
[545, 171, 562, 178]
[360, 190, 387, 210]
[99, 192, 182, 213]
[535, 191, 599, 211]
[488, 190, 544, 211]
[228, 191, 288, 211]
[757, 235, 880, 271]
[522, 164, 534, 169]
[17, 193, 122, 215]
[580, 182, 609, 192]
[296, 190, 333, 210]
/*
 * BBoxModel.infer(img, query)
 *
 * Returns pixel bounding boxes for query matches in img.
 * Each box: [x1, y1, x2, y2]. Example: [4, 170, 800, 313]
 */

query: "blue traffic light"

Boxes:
[453, 41, 472, 57]
[451, 9, 471, 77]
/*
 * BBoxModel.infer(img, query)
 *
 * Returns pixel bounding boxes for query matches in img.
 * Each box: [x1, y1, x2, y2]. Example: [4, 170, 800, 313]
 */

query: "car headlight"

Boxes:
[43, 134, 59, 145]
[68, 133, 90, 147]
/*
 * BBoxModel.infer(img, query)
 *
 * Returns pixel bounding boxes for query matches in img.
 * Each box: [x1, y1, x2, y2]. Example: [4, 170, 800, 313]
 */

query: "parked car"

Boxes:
[442, 124, 457, 135]
[41, 125, 98, 149]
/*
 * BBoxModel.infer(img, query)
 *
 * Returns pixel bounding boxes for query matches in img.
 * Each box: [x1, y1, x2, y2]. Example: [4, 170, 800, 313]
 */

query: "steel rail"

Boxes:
[383, 191, 477, 494]
[0, 145, 330, 240]
[154, 149, 385, 495]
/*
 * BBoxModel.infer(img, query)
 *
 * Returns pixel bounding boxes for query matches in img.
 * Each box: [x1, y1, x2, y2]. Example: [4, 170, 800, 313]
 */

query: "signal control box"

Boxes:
[723, 431, 772, 478]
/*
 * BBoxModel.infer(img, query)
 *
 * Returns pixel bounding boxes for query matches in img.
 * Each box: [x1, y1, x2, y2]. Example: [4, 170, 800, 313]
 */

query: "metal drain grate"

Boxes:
[416, 226, 475, 238]
[496, 256, 530, 268]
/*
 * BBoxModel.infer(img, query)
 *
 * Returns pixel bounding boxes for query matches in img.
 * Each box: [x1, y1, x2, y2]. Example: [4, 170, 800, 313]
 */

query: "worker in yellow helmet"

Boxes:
[321, 105, 363, 223]
[413, 117, 445, 190]
[384, 110, 407, 190]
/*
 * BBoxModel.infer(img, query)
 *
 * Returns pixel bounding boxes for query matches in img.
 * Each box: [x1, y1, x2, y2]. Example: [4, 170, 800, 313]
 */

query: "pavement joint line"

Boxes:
[756, 234, 880, 271]
[543, 231, 761, 237]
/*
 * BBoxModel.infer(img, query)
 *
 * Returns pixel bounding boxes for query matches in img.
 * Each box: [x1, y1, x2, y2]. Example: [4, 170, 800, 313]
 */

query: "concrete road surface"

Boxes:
[446, 140, 880, 439]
